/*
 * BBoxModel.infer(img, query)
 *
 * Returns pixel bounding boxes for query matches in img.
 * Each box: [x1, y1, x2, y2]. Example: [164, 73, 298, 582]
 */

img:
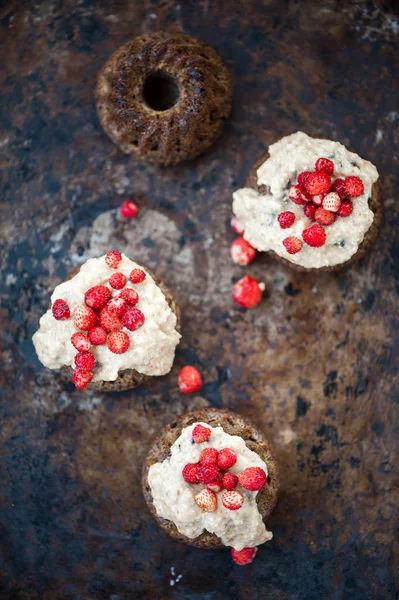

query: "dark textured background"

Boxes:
[0, 1, 398, 598]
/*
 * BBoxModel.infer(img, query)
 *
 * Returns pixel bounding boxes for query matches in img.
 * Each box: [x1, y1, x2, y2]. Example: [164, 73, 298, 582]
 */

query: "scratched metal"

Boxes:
[0, 0, 398, 599]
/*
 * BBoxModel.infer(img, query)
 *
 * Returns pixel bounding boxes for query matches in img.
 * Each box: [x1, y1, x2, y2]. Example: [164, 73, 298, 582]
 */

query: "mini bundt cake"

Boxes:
[95, 32, 232, 166]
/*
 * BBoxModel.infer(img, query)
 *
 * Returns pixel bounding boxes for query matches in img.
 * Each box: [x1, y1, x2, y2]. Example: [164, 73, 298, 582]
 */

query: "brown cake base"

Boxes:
[142, 408, 279, 550]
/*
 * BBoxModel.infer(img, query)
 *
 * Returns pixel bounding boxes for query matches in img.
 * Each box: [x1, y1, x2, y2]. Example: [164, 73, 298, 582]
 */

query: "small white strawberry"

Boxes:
[194, 488, 217, 512]
[322, 192, 341, 213]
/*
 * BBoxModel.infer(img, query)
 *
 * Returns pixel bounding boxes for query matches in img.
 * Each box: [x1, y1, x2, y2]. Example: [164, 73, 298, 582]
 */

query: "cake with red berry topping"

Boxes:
[32, 252, 181, 391]
[232, 132, 382, 271]
[142, 408, 279, 565]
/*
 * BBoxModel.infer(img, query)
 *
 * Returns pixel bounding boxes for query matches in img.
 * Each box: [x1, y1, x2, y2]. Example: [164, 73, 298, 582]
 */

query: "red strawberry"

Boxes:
[277, 211, 295, 229]
[99, 306, 123, 332]
[88, 326, 107, 346]
[84, 285, 111, 310]
[207, 475, 224, 493]
[239, 467, 267, 491]
[315, 157, 334, 175]
[223, 472, 238, 491]
[297, 171, 312, 187]
[197, 465, 220, 485]
[222, 490, 244, 511]
[230, 237, 257, 266]
[303, 202, 317, 221]
[192, 424, 211, 444]
[121, 306, 145, 331]
[338, 199, 353, 217]
[231, 216, 244, 235]
[315, 207, 336, 226]
[182, 463, 200, 483]
[105, 250, 122, 269]
[72, 368, 93, 390]
[231, 547, 257, 566]
[71, 332, 91, 352]
[322, 192, 341, 213]
[129, 268, 146, 284]
[200, 448, 219, 467]
[120, 200, 138, 219]
[302, 224, 326, 247]
[52, 299, 70, 320]
[74, 351, 95, 372]
[194, 488, 217, 512]
[107, 330, 130, 354]
[73, 304, 98, 331]
[331, 178, 347, 199]
[119, 288, 139, 307]
[178, 366, 203, 394]
[344, 175, 364, 197]
[312, 193, 325, 206]
[217, 448, 237, 470]
[109, 272, 127, 290]
[288, 185, 310, 205]
[282, 236, 302, 255]
[107, 297, 127, 317]
[305, 171, 331, 196]
[232, 275, 263, 309]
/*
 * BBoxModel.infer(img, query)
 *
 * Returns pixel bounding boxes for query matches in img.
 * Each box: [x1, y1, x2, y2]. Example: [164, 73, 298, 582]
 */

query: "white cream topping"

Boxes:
[232, 131, 379, 268]
[32, 255, 181, 381]
[148, 422, 273, 551]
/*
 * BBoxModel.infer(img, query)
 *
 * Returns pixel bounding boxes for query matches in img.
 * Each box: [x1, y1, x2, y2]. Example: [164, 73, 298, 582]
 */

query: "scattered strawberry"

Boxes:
[222, 472, 238, 491]
[231, 547, 257, 566]
[288, 184, 310, 205]
[192, 424, 211, 444]
[74, 351, 95, 372]
[277, 211, 295, 229]
[222, 490, 244, 511]
[85, 285, 111, 310]
[107, 297, 127, 317]
[217, 448, 237, 470]
[297, 171, 312, 187]
[207, 475, 224, 493]
[194, 488, 217, 512]
[303, 202, 317, 221]
[72, 368, 93, 390]
[315, 207, 336, 226]
[107, 330, 130, 354]
[197, 465, 220, 485]
[129, 268, 146, 284]
[88, 326, 107, 345]
[322, 192, 341, 213]
[105, 250, 122, 269]
[230, 237, 257, 266]
[73, 304, 98, 331]
[239, 467, 267, 491]
[120, 200, 138, 219]
[232, 275, 263, 309]
[121, 306, 145, 331]
[344, 176, 364, 197]
[109, 272, 127, 290]
[119, 287, 139, 306]
[315, 157, 334, 175]
[71, 332, 91, 352]
[99, 305, 123, 332]
[331, 178, 347, 199]
[283, 236, 302, 255]
[182, 463, 200, 483]
[178, 366, 203, 394]
[305, 171, 331, 196]
[52, 299, 70, 320]
[338, 199, 353, 217]
[312, 193, 325, 206]
[231, 216, 245, 235]
[302, 224, 326, 247]
[200, 447, 219, 467]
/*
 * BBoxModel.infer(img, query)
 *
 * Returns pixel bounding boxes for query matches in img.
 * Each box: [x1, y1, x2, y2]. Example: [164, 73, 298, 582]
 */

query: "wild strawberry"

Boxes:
[73, 304, 98, 331]
[232, 275, 263, 309]
[194, 488, 217, 512]
[200, 448, 219, 467]
[74, 351, 95, 372]
[338, 199, 353, 217]
[105, 250, 122, 269]
[197, 465, 220, 485]
[178, 366, 203, 394]
[109, 272, 127, 290]
[344, 176, 364, 197]
[207, 475, 224, 493]
[107, 297, 127, 317]
[282, 236, 302, 255]
[182, 463, 200, 483]
[192, 424, 211, 444]
[288, 185, 310, 205]
[231, 216, 244, 235]
[52, 299, 70, 320]
[302, 224, 326, 247]
[217, 448, 237, 470]
[331, 178, 347, 199]
[71, 332, 91, 352]
[222, 490, 244, 510]
[88, 326, 107, 346]
[305, 171, 331, 196]
[99, 306, 123, 332]
[277, 211, 295, 229]
[84, 285, 111, 310]
[315, 207, 336, 226]
[119, 287, 139, 307]
[312, 193, 325, 206]
[315, 157, 334, 175]
[230, 237, 257, 266]
[120, 200, 138, 219]
[107, 330, 130, 354]
[223, 472, 238, 490]
[231, 547, 257, 566]
[322, 192, 341, 213]
[297, 171, 312, 187]
[121, 306, 145, 331]
[239, 466, 267, 491]
[303, 202, 317, 221]
[129, 268, 146, 284]
[72, 368, 93, 390]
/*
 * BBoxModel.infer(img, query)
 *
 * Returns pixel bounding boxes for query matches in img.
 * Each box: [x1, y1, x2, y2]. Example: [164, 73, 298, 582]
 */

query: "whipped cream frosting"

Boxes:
[232, 131, 379, 268]
[32, 255, 181, 381]
[148, 422, 272, 551]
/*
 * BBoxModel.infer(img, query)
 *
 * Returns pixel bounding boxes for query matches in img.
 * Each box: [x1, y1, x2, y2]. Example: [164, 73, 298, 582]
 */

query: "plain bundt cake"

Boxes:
[95, 32, 232, 166]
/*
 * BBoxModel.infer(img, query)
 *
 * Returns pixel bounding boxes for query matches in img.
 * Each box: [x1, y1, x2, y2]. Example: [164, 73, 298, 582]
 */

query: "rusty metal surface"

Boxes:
[0, 1, 398, 598]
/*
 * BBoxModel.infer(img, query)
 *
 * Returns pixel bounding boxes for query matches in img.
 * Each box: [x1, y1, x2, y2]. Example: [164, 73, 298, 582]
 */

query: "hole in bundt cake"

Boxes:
[142, 71, 180, 111]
